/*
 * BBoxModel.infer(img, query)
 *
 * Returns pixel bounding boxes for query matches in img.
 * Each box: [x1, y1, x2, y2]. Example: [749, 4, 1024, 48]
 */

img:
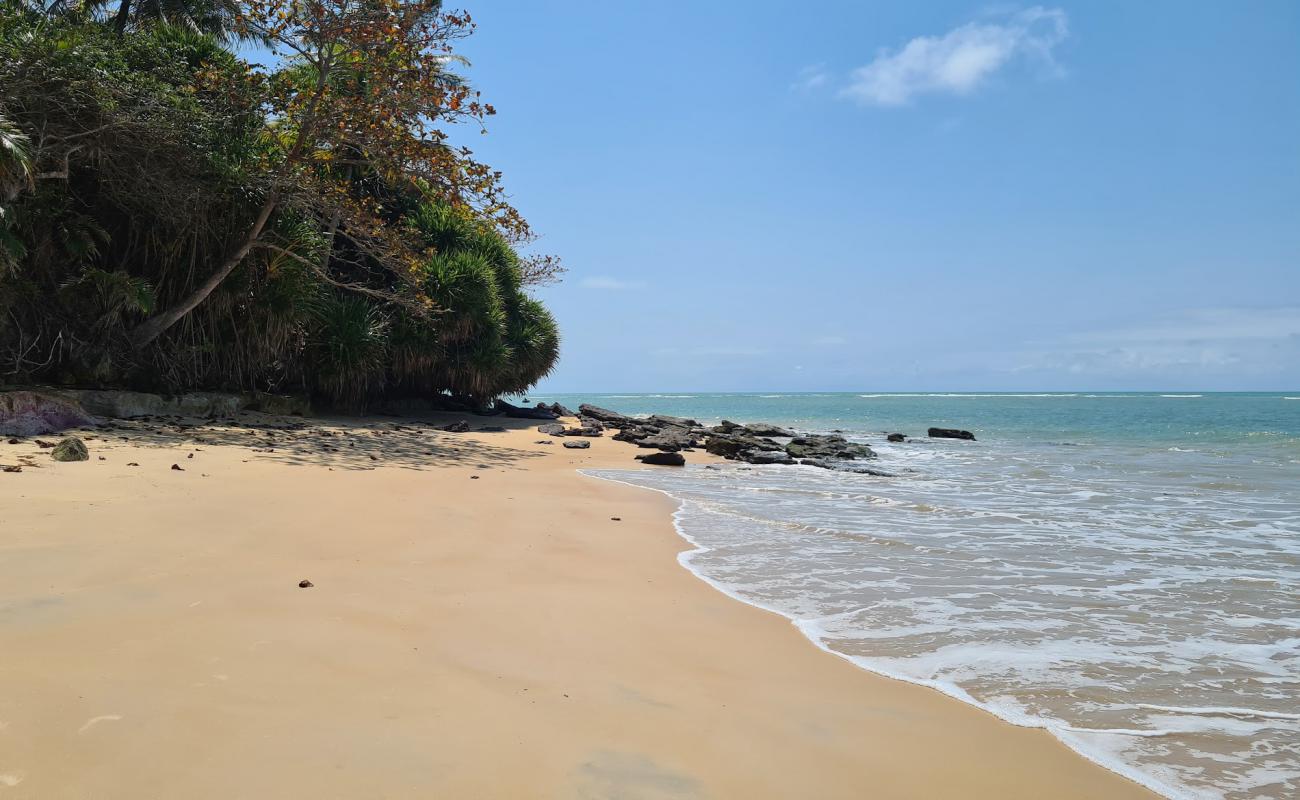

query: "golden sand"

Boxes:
[0, 413, 1153, 798]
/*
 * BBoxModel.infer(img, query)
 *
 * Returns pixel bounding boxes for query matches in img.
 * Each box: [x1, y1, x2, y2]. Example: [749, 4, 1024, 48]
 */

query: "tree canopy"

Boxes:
[0, 0, 562, 408]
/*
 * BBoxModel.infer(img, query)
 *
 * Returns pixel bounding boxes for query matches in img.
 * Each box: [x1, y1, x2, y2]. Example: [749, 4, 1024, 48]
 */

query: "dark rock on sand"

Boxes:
[477, 426, 508, 433]
[929, 427, 976, 441]
[495, 400, 558, 420]
[537, 423, 567, 436]
[562, 440, 591, 449]
[637, 451, 685, 466]
[886, 433, 906, 443]
[50, 437, 89, 462]
[298, 579, 313, 588]
[577, 404, 632, 425]
[647, 414, 699, 429]
[438, 421, 470, 433]
[562, 425, 604, 438]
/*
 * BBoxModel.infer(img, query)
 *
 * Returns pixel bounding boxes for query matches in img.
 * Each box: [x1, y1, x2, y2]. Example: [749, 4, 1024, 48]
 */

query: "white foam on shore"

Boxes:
[579, 469, 1202, 800]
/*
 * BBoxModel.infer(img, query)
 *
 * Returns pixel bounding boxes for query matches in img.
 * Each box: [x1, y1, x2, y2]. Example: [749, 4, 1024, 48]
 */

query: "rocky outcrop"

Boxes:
[0, 391, 97, 436]
[742, 422, 794, 437]
[494, 400, 558, 420]
[60, 389, 241, 419]
[636, 451, 685, 466]
[886, 433, 906, 443]
[928, 427, 975, 441]
[562, 440, 590, 449]
[50, 436, 89, 462]
[577, 404, 632, 425]
[536, 423, 566, 436]
[743, 449, 794, 465]
[785, 435, 875, 460]
[798, 458, 896, 476]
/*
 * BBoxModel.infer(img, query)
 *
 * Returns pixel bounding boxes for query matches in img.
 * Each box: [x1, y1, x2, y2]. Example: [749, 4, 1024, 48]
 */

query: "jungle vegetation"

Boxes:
[0, 0, 562, 409]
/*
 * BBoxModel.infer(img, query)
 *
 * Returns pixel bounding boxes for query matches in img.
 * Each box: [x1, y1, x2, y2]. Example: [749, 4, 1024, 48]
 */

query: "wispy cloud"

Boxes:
[792, 63, 830, 92]
[841, 7, 1068, 107]
[579, 276, 647, 291]
[1005, 307, 1300, 378]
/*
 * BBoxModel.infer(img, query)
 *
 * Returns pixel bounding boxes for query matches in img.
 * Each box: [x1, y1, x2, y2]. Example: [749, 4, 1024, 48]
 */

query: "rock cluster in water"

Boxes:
[567, 404, 888, 473]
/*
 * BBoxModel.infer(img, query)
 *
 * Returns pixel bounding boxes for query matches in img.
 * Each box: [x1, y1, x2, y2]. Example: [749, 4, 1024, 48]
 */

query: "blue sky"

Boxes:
[453, 2, 1299, 391]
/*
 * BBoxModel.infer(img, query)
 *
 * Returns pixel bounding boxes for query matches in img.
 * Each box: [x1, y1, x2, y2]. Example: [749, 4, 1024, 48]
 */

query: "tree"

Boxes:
[128, 0, 524, 348]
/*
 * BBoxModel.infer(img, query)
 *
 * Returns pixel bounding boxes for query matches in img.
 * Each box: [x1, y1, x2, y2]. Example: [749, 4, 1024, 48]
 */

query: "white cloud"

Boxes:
[841, 7, 1068, 107]
[579, 276, 647, 291]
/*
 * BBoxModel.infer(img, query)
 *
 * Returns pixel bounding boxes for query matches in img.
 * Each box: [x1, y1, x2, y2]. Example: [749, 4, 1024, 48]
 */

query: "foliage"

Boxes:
[0, 6, 561, 407]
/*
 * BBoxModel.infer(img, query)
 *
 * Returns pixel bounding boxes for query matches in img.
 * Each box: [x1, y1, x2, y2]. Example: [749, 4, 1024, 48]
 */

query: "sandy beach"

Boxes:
[0, 412, 1154, 799]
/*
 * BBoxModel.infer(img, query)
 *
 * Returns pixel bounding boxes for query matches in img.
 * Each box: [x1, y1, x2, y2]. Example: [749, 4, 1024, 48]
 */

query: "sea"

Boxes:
[522, 392, 1300, 800]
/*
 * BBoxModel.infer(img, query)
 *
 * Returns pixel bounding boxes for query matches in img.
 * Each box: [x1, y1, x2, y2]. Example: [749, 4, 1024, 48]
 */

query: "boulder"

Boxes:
[886, 433, 906, 443]
[0, 391, 97, 436]
[536, 423, 567, 436]
[703, 433, 777, 459]
[928, 427, 976, 441]
[785, 435, 876, 460]
[637, 451, 685, 466]
[637, 430, 697, 452]
[562, 440, 590, 449]
[538, 402, 576, 417]
[712, 420, 743, 434]
[562, 426, 604, 438]
[743, 422, 795, 437]
[577, 404, 632, 425]
[647, 414, 699, 428]
[742, 449, 794, 465]
[50, 436, 89, 462]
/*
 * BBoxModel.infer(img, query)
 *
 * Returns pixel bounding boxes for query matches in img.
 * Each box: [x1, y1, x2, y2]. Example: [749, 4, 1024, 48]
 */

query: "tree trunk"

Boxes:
[129, 195, 277, 349]
[113, 0, 132, 35]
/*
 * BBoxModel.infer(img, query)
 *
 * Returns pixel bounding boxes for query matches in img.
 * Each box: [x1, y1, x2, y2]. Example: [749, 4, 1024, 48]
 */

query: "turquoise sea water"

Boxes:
[526, 392, 1300, 800]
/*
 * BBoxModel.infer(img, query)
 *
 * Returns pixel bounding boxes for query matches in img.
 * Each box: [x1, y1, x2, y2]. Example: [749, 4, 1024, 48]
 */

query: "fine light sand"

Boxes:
[0, 413, 1154, 799]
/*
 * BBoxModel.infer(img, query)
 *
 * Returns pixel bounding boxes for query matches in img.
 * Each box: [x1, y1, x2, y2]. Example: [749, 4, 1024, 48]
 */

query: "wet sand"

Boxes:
[0, 412, 1154, 798]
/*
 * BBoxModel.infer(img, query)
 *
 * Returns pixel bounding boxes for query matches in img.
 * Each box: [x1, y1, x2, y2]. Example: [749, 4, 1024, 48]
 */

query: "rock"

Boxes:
[886, 433, 906, 443]
[438, 420, 470, 432]
[785, 434, 875, 461]
[743, 422, 795, 437]
[647, 414, 699, 428]
[637, 451, 685, 466]
[712, 420, 743, 434]
[742, 449, 794, 465]
[577, 404, 632, 425]
[562, 426, 604, 437]
[50, 437, 89, 462]
[534, 440, 553, 445]
[477, 426, 507, 433]
[929, 427, 975, 441]
[0, 391, 97, 436]
[59, 389, 241, 419]
[799, 458, 896, 476]
[537, 423, 566, 436]
[298, 579, 313, 588]
[171, 463, 184, 471]
[538, 402, 576, 417]
[562, 440, 590, 449]
[496, 400, 557, 420]
[637, 430, 697, 452]
[2, 465, 21, 473]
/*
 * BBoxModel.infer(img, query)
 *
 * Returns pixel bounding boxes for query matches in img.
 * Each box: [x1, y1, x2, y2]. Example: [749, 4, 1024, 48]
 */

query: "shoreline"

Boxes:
[584, 469, 1182, 800]
[0, 410, 1155, 798]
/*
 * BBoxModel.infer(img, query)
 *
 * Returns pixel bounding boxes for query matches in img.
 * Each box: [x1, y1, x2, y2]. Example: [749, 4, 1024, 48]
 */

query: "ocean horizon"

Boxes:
[523, 391, 1300, 800]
